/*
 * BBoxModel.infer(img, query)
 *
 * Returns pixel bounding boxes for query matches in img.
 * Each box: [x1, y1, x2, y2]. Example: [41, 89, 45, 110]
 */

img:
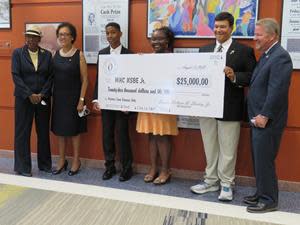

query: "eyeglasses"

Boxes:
[58, 33, 71, 38]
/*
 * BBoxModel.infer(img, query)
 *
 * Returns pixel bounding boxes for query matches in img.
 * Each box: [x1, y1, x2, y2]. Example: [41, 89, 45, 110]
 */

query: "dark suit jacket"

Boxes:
[199, 40, 256, 121]
[93, 46, 132, 100]
[11, 45, 53, 99]
[247, 43, 293, 129]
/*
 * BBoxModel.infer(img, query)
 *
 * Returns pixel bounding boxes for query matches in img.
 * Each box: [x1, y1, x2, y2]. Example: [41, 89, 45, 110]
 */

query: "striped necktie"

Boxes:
[217, 45, 223, 52]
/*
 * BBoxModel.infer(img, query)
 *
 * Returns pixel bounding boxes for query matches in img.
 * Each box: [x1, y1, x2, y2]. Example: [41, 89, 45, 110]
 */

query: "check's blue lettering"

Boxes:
[176, 77, 209, 87]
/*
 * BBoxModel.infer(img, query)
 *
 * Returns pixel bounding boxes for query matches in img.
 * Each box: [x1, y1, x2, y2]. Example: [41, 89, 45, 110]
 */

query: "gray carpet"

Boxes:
[0, 157, 299, 214]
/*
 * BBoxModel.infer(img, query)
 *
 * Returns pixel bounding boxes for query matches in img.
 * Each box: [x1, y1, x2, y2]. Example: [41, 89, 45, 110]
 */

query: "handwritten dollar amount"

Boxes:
[176, 77, 209, 87]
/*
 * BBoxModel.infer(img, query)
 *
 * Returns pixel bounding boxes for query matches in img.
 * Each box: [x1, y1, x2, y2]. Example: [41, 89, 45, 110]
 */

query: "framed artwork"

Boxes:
[0, 0, 11, 29]
[281, 0, 300, 70]
[82, 0, 130, 64]
[25, 23, 61, 56]
[147, 0, 259, 39]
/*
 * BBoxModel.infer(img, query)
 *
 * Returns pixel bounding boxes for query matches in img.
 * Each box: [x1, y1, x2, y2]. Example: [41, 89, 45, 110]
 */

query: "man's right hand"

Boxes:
[29, 94, 41, 104]
[93, 102, 101, 111]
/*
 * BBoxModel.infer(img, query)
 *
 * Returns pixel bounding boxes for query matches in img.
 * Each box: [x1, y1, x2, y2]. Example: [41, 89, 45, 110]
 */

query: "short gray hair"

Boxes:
[256, 18, 280, 37]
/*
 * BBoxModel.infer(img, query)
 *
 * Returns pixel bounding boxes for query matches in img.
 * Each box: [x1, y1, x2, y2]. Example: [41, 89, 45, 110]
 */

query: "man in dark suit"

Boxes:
[11, 25, 53, 177]
[191, 12, 256, 201]
[244, 18, 293, 213]
[93, 22, 133, 182]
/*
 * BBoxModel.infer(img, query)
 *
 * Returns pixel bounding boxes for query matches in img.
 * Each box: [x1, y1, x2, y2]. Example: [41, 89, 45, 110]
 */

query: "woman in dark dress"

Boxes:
[51, 22, 88, 176]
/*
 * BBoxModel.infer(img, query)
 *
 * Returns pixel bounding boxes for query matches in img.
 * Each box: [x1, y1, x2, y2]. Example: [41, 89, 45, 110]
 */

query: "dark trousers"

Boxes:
[101, 110, 132, 171]
[14, 97, 52, 173]
[251, 126, 283, 204]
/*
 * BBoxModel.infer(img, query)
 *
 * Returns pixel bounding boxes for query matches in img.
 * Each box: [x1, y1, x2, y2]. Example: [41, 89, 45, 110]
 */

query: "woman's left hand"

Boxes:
[77, 101, 84, 112]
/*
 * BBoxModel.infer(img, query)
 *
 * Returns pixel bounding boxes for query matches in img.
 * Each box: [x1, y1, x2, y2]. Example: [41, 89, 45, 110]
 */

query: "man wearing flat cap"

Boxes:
[11, 25, 53, 177]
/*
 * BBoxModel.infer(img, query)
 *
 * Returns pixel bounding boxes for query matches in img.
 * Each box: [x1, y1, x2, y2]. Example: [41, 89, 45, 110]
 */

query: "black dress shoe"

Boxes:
[243, 194, 259, 205]
[102, 168, 116, 180]
[68, 161, 81, 176]
[52, 160, 68, 175]
[16, 171, 32, 177]
[247, 202, 278, 213]
[119, 169, 133, 182]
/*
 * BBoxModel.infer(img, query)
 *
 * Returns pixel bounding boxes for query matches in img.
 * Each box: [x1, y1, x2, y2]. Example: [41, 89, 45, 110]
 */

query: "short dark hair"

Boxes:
[56, 22, 77, 44]
[215, 12, 234, 27]
[153, 26, 175, 50]
[105, 22, 121, 31]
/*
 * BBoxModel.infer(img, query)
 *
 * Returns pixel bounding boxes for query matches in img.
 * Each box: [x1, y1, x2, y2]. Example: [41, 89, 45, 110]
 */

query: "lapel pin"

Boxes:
[229, 50, 235, 55]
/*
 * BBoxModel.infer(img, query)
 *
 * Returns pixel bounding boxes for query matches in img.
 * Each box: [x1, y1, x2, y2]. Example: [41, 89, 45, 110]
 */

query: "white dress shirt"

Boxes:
[110, 44, 122, 55]
[215, 38, 232, 53]
[215, 38, 237, 83]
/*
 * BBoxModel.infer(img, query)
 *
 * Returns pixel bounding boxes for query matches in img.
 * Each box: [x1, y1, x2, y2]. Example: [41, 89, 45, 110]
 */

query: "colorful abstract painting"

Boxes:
[147, 0, 258, 38]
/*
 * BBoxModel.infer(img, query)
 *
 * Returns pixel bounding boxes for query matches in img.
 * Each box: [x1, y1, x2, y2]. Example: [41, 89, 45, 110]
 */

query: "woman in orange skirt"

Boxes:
[136, 27, 178, 185]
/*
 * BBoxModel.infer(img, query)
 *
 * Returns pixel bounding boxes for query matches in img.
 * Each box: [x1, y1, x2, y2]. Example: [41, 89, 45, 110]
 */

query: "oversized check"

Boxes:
[98, 53, 225, 117]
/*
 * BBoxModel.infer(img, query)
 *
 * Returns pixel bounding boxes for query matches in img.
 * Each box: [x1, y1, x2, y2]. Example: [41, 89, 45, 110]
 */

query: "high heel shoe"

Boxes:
[68, 161, 81, 176]
[52, 160, 68, 175]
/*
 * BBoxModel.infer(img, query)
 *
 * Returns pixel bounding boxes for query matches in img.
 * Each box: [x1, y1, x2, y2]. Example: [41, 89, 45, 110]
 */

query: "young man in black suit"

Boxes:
[93, 22, 133, 182]
[190, 12, 256, 201]
[245, 18, 293, 213]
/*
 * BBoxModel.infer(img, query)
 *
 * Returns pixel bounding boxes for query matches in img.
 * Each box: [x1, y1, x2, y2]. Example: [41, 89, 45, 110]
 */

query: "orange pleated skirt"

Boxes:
[136, 112, 178, 136]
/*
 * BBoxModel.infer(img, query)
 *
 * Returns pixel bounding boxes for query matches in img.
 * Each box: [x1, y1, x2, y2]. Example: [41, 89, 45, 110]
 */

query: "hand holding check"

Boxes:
[223, 66, 235, 82]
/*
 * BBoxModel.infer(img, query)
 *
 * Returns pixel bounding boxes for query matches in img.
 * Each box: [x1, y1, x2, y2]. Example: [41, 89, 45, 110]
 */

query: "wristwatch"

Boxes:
[80, 97, 84, 101]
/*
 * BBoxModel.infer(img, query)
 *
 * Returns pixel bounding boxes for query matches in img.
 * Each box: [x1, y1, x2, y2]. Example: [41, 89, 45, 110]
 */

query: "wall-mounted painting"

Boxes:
[25, 22, 60, 56]
[0, 0, 11, 29]
[147, 0, 259, 39]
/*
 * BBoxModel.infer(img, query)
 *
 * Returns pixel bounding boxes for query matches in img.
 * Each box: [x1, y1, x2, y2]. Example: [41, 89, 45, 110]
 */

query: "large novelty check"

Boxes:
[98, 53, 225, 117]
